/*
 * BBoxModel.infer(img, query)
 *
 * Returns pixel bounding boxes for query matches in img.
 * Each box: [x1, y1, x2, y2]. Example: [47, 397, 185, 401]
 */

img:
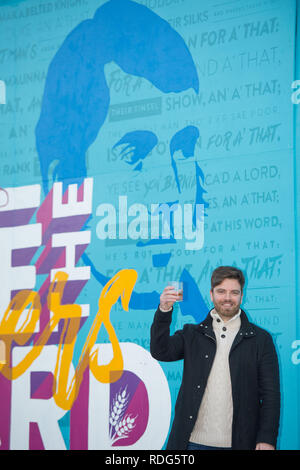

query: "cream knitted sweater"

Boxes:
[189, 309, 241, 448]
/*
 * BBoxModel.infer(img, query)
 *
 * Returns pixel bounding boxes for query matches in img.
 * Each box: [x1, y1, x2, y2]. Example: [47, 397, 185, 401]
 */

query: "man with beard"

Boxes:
[150, 266, 281, 450]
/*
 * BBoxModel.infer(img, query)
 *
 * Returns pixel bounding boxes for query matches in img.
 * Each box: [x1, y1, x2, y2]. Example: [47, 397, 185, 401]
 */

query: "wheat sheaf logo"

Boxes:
[109, 387, 137, 444]
[109, 371, 149, 447]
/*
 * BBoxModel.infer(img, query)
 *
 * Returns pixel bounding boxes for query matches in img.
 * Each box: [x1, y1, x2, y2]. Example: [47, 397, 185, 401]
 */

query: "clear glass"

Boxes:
[168, 281, 183, 302]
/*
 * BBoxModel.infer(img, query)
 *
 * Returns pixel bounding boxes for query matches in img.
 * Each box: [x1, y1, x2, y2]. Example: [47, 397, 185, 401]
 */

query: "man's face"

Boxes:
[210, 278, 243, 321]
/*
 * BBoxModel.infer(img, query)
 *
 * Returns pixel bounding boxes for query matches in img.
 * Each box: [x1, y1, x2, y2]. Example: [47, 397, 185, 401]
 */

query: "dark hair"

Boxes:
[211, 266, 245, 292]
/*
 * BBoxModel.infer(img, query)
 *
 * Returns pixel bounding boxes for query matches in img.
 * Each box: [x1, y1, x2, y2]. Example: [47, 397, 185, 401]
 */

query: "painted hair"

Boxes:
[35, 0, 199, 193]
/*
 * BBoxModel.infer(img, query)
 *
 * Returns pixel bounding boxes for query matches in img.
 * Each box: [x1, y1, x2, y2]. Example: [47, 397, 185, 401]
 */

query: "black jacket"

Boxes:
[150, 307, 280, 450]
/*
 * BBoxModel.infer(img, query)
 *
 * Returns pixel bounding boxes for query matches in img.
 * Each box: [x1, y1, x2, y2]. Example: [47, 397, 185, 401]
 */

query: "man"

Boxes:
[150, 266, 281, 450]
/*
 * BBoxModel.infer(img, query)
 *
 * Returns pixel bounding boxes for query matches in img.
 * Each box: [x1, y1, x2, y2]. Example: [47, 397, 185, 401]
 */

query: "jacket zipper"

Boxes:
[204, 332, 216, 343]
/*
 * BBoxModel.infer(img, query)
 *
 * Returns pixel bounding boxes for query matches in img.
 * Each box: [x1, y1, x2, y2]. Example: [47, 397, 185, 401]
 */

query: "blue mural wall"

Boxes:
[0, 0, 299, 450]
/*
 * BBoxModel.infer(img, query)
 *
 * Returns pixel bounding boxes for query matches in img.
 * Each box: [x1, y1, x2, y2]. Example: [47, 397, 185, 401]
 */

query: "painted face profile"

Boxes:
[35, 0, 209, 322]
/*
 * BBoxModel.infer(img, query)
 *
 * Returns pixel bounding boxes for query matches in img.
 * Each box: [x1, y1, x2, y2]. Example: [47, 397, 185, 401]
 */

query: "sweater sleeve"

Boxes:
[150, 306, 185, 362]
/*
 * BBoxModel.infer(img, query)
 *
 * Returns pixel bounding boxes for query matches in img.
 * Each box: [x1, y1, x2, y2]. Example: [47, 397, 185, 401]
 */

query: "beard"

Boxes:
[213, 300, 241, 319]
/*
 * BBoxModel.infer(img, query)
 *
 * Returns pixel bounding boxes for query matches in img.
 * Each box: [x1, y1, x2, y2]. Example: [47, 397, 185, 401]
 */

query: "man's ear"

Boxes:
[209, 289, 213, 303]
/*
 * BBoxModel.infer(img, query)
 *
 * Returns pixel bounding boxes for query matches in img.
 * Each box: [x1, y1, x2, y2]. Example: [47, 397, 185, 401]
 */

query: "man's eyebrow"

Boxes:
[215, 288, 241, 294]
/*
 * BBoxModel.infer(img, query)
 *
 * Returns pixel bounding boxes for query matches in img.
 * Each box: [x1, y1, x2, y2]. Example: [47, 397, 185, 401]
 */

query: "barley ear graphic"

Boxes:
[115, 416, 136, 438]
[109, 387, 138, 444]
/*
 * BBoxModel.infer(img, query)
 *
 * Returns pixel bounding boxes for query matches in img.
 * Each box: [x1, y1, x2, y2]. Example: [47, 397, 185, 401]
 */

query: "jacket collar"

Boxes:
[197, 308, 256, 338]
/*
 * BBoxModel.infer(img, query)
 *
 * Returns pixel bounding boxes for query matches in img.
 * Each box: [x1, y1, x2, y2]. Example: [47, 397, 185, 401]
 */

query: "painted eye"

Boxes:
[170, 125, 199, 159]
[113, 130, 158, 171]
